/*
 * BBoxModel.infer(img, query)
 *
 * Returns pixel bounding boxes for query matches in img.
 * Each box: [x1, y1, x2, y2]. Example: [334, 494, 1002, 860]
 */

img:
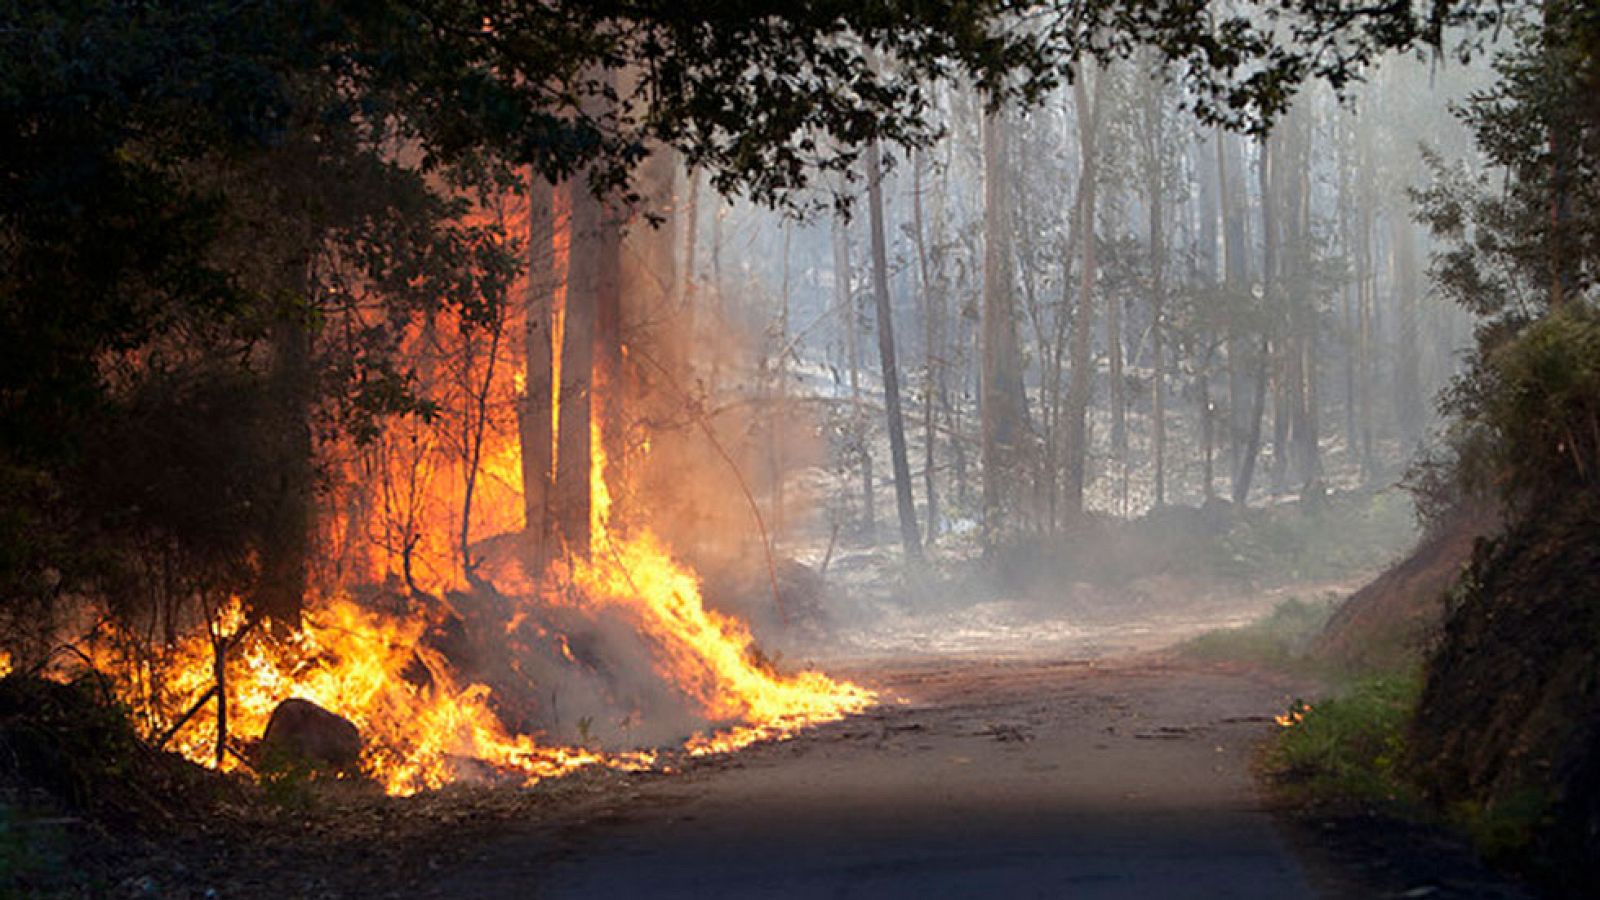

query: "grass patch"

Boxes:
[1267, 673, 1422, 808]
[1180, 596, 1340, 670]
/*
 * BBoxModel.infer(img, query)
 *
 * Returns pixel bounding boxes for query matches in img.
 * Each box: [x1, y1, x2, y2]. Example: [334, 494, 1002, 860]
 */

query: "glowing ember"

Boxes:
[1275, 701, 1313, 728]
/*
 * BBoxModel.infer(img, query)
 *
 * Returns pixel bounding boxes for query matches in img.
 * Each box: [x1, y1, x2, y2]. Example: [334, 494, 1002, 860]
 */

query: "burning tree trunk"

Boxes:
[866, 141, 923, 563]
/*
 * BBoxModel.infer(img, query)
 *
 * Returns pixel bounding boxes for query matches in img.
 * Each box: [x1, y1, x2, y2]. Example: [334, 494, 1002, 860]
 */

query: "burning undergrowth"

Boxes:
[77, 505, 871, 796]
[28, 174, 872, 798]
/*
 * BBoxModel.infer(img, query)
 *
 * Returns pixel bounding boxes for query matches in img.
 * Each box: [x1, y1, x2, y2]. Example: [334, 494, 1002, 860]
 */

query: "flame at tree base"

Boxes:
[87, 522, 871, 796]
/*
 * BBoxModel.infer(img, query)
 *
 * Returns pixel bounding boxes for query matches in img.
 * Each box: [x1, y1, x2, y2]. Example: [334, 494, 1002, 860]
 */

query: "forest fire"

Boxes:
[86, 415, 869, 794]
[71, 176, 871, 796]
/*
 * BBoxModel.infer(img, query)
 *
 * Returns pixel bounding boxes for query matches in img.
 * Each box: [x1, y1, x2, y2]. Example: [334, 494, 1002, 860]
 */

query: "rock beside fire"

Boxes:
[258, 699, 362, 776]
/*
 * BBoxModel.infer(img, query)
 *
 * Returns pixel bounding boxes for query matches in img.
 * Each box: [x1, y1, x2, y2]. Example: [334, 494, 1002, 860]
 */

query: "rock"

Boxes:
[258, 699, 362, 775]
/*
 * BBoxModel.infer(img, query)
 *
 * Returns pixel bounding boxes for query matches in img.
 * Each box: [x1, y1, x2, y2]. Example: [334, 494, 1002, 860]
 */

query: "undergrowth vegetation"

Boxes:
[1268, 674, 1422, 808]
[1180, 596, 1341, 670]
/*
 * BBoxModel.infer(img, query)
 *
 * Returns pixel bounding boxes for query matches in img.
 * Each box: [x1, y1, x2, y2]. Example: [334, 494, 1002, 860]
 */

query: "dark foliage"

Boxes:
[1410, 495, 1600, 895]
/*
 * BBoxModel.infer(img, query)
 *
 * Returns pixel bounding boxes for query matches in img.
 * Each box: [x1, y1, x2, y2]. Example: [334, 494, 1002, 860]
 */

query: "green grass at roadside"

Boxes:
[1179, 596, 1341, 672]
[1179, 598, 1424, 809]
[1266, 673, 1422, 808]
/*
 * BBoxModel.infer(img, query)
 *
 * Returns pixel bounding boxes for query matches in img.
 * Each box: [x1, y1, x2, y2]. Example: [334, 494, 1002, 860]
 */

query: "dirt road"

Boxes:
[421, 655, 1320, 899]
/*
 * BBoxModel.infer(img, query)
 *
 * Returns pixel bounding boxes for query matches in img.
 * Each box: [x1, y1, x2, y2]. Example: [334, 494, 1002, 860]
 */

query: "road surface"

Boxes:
[424, 655, 1319, 899]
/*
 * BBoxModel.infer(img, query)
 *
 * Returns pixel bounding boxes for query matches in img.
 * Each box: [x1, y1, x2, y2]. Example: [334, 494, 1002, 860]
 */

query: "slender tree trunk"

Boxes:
[1108, 286, 1126, 515]
[1200, 365, 1216, 501]
[1392, 213, 1424, 446]
[834, 213, 874, 539]
[459, 316, 504, 583]
[1291, 115, 1322, 497]
[1064, 72, 1104, 522]
[1217, 130, 1253, 500]
[1232, 134, 1274, 507]
[519, 176, 556, 573]
[1356, 123, 1376, 479]
[1334, 114, 1360, 472]
[866, 142, 923, 562]
[1147, 97, 1167, 509]
[556, 179, 599, 554]
[771, 224, 791, 550]
[681, 166, 700, 323]
[260, 307, 312, 623]
[912, 149, 940, 542]
[1233, 337, 1270, 507]
[594, 188, 624, 495]
[1196, 131, 1221, 504]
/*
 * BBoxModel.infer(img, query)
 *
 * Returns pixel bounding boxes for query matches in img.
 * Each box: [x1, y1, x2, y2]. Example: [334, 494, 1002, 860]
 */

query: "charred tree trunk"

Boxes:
[259, 308, 313, 624]
[866, 142, 923, 563]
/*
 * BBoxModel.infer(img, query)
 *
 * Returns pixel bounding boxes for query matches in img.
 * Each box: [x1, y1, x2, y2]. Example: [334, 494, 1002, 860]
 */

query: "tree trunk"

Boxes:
[556, 178, 599, 554]
[1064, 72, 1105, 522]
[1291, 112, 1322, 497]
[519, 176, 557, 573]
[259, 309, 312, 624]
[1392, 213, 1424, 446]
[771, 224, 791, 550]
[1217, 129, 1253, 498]
[1232, 134, 1274, 507]
[834, 213, 874, 539]
[1356, 116, 1377, 480]
[1108, 285, 1126, 515]
[980, 105, 1026, 546]
[1147, 89, 1167, 510]
[594, 179, 625, 505]
[912, 148, 941, 543]
[866, 142, 923, 563]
